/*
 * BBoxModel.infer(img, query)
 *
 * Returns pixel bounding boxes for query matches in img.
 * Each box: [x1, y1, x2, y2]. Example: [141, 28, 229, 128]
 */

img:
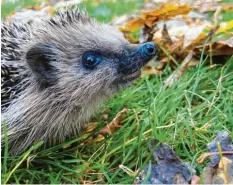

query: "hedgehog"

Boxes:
[1, 8, 156, 155]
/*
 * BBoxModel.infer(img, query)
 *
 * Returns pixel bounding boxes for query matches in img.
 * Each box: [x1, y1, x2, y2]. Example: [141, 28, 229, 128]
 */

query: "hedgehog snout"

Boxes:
[119, 42, 157, 75]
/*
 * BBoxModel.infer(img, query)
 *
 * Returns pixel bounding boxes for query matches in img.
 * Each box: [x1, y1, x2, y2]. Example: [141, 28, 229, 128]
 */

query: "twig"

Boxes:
[163, 51, 193, 89]
[197, 151, 233, 164]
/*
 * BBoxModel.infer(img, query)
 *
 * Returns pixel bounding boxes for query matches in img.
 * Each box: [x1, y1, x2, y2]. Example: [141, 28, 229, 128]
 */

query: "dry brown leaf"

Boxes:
[193, 36, 233, 56]
[82, 107, 127, 144]
[203, 40, 233, 56]
[122, 33, 139, 44]
[99, 108, 127, 135]
[139, 24, 157, 43]
[217, 37, 233, 48]
[122, 18, 145, 32]
[142, 3, 191, 22]
[84, 134, 105, 144]
[162, 24, 173, 46]
[82, 122, 99, 134]
[121, 3, 191, 32]
[184, 32, 208, 51]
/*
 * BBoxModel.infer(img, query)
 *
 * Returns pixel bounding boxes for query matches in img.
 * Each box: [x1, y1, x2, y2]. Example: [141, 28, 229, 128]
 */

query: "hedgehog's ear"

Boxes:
[26, 43, 58, 87]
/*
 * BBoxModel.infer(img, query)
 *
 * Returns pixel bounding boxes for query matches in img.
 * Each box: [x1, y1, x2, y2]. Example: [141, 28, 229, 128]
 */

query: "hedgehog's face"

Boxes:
[26, 20, 156, 98]
[78, 41, 157, 90]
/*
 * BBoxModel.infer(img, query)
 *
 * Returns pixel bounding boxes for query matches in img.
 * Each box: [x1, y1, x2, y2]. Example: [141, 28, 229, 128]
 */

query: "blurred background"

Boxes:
[1, 0, 144, 22]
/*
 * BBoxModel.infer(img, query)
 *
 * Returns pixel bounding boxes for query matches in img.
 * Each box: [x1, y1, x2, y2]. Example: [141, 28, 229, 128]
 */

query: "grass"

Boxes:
[1, 0, 233, 184]
[2, 61, 233, 184]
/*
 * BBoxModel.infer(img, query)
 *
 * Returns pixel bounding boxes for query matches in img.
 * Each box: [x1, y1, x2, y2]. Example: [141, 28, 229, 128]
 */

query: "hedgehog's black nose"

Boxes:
[119, 42, 157, 75]
[140, 42, 156, 57]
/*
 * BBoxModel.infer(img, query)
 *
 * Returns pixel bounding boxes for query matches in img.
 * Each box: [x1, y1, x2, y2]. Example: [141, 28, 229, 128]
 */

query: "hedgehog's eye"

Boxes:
[82, 54, 103, 69]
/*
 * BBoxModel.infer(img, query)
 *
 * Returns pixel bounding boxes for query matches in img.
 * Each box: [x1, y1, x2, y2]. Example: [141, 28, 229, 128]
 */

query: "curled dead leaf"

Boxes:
[82, 122, 99, 134]
[99, 108, 127, 135]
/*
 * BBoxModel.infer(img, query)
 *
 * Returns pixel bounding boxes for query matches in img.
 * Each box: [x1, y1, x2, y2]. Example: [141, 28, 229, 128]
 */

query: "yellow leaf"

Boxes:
[122, 3, 192, 32]
[142, 3, 192, 22]
[217, 20, 233, 34]
[122, 18, 145, 32]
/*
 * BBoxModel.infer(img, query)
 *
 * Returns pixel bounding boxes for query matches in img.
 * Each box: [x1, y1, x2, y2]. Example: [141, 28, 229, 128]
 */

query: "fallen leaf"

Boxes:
[201, 39, 233, 56]
[139, 24, 157, 43]
[123, 18, 145, 32]
[142, 3, 191, 22]
[216, 20, 233, 34]
[82, 122, 99, 134]
[161, 24, 173, 46]
[99, 108, 127, 135]
[84, 134, 105, 144]
[122, 3, 191, 32]
[183, 25, 208, 48]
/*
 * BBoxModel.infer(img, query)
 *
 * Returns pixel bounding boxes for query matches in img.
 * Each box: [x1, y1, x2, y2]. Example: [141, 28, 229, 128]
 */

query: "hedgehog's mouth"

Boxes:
[120, 70, 141, 83]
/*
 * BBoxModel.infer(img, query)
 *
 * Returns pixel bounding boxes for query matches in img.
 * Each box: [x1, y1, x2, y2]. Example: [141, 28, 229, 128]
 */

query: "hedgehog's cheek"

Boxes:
[26, 43, 58, 88]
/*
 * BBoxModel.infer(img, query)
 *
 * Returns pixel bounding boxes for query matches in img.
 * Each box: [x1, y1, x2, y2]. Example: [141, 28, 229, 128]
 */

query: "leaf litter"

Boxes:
[118, 0, 233, 81]
[135, 131, 233, 184]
